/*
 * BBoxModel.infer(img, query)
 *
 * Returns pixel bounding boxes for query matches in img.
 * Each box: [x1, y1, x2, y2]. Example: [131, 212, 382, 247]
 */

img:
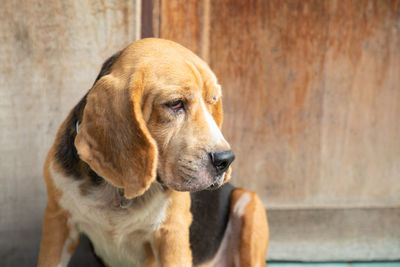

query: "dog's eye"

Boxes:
[165, 100, 184, 113]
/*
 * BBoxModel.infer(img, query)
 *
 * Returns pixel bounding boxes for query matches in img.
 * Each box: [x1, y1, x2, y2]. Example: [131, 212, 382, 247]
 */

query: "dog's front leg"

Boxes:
[38, 161, 79, 267]
[153, 191, 193, 267]
[38, 204, 78, 267]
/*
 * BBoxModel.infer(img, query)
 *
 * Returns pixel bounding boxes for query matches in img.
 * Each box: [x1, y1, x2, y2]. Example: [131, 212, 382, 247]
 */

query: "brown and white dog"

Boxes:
[38, 38, 269, 267]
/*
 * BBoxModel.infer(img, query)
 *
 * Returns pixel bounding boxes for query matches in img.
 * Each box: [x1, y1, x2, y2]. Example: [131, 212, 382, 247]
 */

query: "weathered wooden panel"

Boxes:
[210, 0, 400, 208]
[159, 0, 400, 209]
[159, 0, 209, 59]
[0, 1, 138, 265]
[152, 1, 400, 260]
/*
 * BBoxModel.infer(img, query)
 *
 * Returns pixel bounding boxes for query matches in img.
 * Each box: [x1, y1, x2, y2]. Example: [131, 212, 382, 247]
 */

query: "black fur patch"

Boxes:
[68, 234, 105, 267]
[93, 50, 122, 85]
[190, 183, 235, 265]
[53, 92, 88, 178]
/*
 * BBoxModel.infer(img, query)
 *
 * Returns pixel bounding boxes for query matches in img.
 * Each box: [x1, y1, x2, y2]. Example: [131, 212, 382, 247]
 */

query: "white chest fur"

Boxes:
[50, 164, 170, 267]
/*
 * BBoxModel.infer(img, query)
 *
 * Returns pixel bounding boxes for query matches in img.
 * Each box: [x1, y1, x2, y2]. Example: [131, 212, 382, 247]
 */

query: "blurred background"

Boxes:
[1, 0, 399, 266]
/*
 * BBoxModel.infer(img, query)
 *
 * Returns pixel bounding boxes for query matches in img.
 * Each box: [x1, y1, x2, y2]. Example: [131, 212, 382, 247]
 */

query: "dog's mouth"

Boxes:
[156, 169, 226, 192]
[206, 179, 223, 190]
[205, 171, 226, 190]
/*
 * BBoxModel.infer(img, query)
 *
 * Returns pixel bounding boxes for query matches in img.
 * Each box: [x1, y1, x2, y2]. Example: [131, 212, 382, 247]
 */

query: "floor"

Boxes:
[268, 263, 400, 267]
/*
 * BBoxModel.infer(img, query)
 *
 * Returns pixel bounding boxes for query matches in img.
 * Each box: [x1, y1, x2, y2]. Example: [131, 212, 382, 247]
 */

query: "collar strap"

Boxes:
[118, 188, 134, 209]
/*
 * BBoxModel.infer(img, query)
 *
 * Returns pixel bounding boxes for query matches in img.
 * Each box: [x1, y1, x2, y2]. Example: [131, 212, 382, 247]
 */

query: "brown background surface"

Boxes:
[157, 0, 400, 209]
[155, 0, 400, 260]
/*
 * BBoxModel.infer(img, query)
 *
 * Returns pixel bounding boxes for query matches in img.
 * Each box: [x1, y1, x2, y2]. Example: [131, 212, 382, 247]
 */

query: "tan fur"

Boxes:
[39, 38, 265, 267]
[233, 190, 269, 267]
[38, 150, 76, 267]
[75, 38, 231, 197]
[75, 72, 158, 199]
[153, 191, 193, 266]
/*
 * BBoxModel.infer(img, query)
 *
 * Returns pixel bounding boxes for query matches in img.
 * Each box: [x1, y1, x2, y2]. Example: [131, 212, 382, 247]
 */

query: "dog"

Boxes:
[38, 38, 269, 267]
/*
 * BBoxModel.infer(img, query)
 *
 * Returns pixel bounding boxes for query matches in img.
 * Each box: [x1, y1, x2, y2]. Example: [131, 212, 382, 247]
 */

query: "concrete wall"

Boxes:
[0, 1, 139, 265]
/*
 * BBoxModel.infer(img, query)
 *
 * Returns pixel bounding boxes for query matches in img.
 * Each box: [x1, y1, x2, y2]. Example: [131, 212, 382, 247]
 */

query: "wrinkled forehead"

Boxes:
[143, 57, 222, 103]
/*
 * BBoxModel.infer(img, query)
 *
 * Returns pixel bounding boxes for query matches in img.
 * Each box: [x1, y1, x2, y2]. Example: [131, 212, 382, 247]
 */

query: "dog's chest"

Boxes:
[51, 166, 169, 267]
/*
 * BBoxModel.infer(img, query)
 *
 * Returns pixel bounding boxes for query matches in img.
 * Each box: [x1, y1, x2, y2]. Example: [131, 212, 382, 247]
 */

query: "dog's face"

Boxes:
[75, 38, 234, 198]
[143, 60, 234, 192]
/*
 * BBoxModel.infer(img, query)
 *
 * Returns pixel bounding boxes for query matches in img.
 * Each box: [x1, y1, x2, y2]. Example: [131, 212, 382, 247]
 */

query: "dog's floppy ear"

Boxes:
[75, 71, 158, 199]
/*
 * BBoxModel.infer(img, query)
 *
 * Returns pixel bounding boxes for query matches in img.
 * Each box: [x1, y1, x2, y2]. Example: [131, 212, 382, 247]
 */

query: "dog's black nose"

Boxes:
[210, 150, 235, 175]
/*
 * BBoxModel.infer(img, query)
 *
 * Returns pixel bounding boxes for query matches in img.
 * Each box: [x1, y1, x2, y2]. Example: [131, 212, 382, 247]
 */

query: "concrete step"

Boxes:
[267, 207, 400, 261]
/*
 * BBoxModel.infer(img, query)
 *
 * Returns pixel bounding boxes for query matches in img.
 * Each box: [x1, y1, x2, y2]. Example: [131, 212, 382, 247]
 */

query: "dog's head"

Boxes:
[75, 38, 234, 198]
